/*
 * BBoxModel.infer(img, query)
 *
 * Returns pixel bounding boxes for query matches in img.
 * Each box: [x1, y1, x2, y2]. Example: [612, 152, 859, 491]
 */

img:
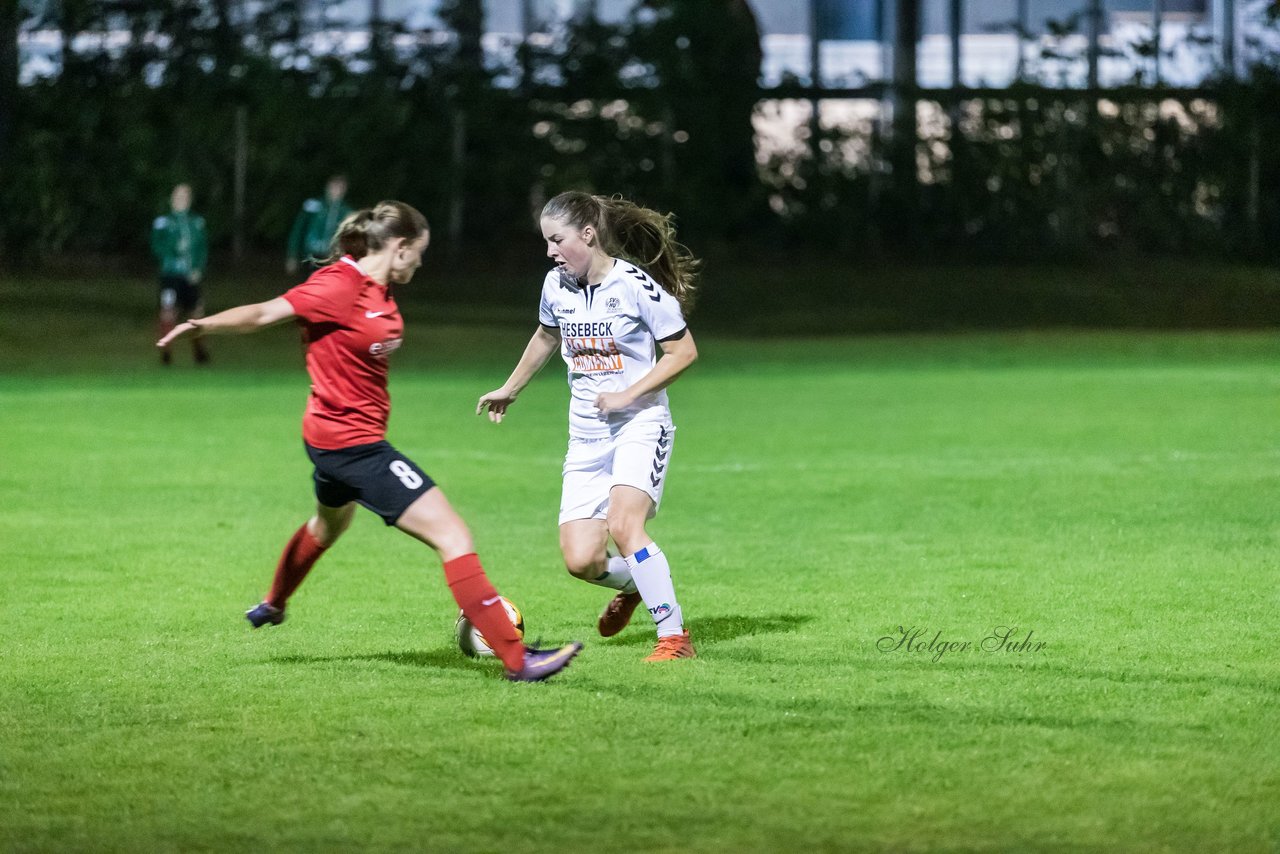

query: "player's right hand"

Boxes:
[476, 388, 517, 423]
[156, 321, 196, 349]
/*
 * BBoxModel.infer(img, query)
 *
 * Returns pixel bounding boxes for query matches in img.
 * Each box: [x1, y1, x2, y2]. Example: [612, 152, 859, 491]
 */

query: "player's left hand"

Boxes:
[594, 391, 634, 416]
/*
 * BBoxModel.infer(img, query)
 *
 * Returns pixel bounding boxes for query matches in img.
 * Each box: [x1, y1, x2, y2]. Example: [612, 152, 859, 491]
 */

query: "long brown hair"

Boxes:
[321, 201, 429, 264]
[541, 191, 700, 313]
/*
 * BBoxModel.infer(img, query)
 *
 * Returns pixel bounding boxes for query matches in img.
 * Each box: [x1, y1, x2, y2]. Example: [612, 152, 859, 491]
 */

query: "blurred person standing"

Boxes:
[156, 201, 582, 683]
[287, 175, 352, 274]
[477, 191, 700, 662]
[151, 182, 209, 366]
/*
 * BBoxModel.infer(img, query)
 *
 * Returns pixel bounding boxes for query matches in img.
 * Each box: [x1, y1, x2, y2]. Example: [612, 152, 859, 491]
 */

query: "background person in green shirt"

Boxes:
[286, 175, 351, 273]
[151, 183, 209, 365]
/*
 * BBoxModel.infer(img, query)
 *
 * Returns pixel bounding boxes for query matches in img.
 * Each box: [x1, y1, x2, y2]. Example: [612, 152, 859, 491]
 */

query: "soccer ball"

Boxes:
[456, 597, 525, 658]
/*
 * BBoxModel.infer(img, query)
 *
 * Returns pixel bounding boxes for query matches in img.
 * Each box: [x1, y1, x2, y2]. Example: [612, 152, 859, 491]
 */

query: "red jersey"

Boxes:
[282, 257, 404, 450]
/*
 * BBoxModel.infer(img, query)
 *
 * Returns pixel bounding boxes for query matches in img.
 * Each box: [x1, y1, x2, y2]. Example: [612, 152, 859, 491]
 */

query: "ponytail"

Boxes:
[542, 191, 700, 313]
[320, 201, 429, 265]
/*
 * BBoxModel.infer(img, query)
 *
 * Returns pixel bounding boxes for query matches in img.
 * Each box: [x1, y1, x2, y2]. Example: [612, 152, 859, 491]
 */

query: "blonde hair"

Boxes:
[322, 201, 428, 264]
[542, 192, 700, 313]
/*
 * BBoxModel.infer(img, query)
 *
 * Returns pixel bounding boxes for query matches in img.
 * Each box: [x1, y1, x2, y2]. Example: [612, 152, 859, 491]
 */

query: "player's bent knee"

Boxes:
[394, 492, 475, 559]
[606, 516, 647, 553]
[562, 551, 604, 580]
[441, 531, 476, 560]
[310, 505, 354, 547]
[310, 525, 342, 548]
[421, 521, 474, 560]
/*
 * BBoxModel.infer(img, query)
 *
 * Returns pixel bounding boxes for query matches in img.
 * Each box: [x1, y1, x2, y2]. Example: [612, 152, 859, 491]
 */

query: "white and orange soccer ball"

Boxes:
[456, 597, 525, 658]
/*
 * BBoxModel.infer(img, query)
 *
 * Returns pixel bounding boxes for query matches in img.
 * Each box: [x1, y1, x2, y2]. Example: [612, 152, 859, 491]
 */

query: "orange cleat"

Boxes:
[644, 629, 696, 662]
[598, 591, 644, 637]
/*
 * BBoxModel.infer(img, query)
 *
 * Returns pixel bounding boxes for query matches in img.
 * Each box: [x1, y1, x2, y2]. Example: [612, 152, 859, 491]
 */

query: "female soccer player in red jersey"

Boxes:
[157, 201, 580, 682]
[477, 192, 699, 662]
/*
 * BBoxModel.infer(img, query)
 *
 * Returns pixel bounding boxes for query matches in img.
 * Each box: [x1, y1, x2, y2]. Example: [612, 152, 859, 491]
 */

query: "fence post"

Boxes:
[1152, 0, 1163, 85]
[233, 104, 247, 262]
[448, 104, 466, 260]
[950, 0, 962, 88]
[1086, 0, 1102, 90]
[1015, 0, 1029, 80]
[520, 0, 534, 91]
[1247, 123, 1260, 249]
[0, 0, 16, 166]
[891, 0, 919, 180]
[809, 0, 822, 160]
[1221, 0, 1235, 79]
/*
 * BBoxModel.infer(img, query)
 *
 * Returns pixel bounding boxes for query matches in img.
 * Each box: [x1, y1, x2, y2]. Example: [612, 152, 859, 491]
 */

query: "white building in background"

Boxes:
[16, 0, 1277, 87]
[347, 0, 1273, 88]
[749, 0, 1226, 87]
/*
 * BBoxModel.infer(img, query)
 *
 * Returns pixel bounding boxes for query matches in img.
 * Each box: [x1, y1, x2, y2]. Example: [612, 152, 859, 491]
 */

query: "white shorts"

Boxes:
[559, 420, 675, 526]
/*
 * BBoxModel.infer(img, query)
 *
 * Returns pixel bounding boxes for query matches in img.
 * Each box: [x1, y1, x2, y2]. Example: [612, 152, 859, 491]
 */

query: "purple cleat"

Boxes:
[245, 602, 285, 628]
[505, 642, 583, 682]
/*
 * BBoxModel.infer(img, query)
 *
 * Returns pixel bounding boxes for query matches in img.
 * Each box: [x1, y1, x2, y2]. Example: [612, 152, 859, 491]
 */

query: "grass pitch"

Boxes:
[0, 277, 1277, 852]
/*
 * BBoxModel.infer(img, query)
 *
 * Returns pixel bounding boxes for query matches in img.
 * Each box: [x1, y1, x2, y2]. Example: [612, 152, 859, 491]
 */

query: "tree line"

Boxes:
[1, 0, 1278, 268]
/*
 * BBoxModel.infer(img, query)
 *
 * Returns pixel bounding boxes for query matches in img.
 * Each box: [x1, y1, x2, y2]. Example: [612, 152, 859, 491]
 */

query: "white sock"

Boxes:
[587, 555, 637, 595]
[624, 542, 683, 638]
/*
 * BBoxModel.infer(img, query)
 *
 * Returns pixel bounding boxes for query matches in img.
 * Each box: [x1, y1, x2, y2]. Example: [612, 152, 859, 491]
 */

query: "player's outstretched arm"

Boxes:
[476, 326, 560, 423]
[156, 297, 297, 349]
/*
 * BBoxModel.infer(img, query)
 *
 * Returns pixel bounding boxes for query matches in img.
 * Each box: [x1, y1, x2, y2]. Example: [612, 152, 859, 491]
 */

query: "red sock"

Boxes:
[443, 553, 524, 671]
[266, 524, 328, 609]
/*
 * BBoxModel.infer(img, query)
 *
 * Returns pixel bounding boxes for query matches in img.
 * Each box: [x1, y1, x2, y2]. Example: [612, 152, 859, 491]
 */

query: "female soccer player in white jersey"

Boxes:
[477, 191, 700, 661]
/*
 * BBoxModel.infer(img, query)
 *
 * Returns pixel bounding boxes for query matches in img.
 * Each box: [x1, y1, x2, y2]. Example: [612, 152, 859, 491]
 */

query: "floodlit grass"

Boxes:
[1, 276, 1277, 852]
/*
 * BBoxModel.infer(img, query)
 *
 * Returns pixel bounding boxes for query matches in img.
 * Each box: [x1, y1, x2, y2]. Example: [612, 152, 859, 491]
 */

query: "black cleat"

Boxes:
[245, 602, 285, 628]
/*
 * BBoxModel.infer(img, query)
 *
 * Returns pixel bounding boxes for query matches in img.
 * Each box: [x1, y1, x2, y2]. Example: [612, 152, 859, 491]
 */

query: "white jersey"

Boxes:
[538, 259, 688, 439]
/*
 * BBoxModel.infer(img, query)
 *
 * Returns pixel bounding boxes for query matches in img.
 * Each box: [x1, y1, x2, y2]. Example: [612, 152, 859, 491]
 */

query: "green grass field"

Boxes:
[1, 276, 1277, 852]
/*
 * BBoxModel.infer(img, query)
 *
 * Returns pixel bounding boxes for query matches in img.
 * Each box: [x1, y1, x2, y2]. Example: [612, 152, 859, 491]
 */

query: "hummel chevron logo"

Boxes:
[650, 427, 669, 487]
[626, 265, 662, 301]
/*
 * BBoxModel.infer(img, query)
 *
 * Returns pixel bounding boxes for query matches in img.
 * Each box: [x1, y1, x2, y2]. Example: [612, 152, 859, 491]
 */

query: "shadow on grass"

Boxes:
[270, 648, 488, 673]
[604, 612, 814, 647]
[271, 614, 813, 671]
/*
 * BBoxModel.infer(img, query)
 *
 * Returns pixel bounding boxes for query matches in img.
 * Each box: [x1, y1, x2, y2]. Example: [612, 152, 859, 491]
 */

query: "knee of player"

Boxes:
[562, 551, 603, 580]
[438, 526, 475, 557]
[605, 514, 647, 552]
[308, 514, 351, 547]
[310, 527, 341, 549]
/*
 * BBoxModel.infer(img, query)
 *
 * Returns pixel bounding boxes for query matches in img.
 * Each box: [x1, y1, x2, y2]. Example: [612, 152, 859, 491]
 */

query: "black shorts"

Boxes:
[306, 440, 436, 526]
[159, 276, 203, 314]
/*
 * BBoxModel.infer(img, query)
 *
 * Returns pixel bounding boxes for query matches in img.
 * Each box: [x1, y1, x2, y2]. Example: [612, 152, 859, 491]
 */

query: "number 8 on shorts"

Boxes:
[390, 459, 424, 489]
